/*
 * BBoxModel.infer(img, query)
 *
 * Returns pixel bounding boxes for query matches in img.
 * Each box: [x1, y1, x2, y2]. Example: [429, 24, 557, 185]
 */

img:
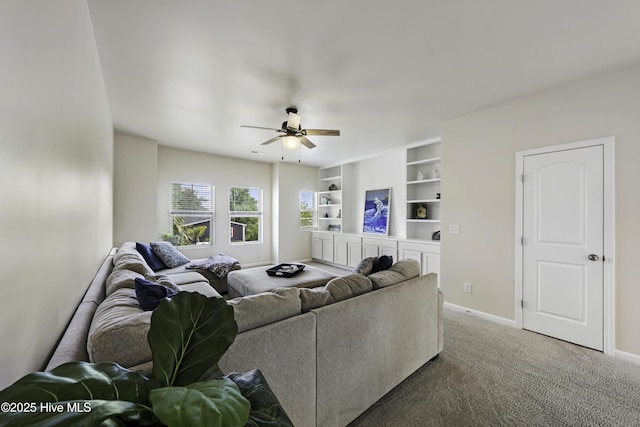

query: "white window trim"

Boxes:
[170, 182, 214, 247]
[229, 186, 263, 245]
[300, 190, 317, 230]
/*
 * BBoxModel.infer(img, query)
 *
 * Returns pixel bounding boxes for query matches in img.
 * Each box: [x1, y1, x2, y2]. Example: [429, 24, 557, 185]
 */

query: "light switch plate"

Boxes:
[449, 225, 460, 234]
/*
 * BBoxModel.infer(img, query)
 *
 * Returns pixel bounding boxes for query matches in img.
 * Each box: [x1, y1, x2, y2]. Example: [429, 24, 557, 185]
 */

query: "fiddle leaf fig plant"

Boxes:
[0, 292, 292, 427]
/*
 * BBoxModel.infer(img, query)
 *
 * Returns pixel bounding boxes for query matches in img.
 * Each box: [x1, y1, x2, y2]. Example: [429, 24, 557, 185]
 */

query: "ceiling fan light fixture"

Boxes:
[283, 136, 300, 150]
[286, 112, 301, 131]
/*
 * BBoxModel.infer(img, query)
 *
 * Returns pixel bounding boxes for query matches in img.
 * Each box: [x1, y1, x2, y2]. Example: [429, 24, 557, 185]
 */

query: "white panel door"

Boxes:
[522, 145, 604, 350]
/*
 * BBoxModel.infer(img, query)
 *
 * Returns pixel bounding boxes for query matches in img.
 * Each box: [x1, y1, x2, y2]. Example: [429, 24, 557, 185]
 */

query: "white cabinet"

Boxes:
[406, 139, 442, 242]
[362, 237, 398, 261]
[312, 232, 334, 263]
[334, 239, 348, 265]
[335, 235, 362, 267]
[318, 165, 342, 232]
[399, 241, 440, 286]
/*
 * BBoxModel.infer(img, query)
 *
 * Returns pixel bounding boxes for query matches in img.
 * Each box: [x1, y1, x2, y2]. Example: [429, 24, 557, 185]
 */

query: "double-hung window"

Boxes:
[229, 187, 262, 244]
[170, 182, 214, 246]
[300, 190, 316, 229]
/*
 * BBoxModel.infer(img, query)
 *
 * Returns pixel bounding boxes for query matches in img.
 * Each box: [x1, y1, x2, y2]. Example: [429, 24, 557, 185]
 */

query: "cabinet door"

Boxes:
[322, 239, 334, 263]
[362, 244, 378, 259]
[379, 247, 397, 261]
[312, 238, 323, 260]
[334, 240, 348, 266]
[347, 243, 362, 267]
[400, 249, 422, 271]
[423, 253, 441, 286]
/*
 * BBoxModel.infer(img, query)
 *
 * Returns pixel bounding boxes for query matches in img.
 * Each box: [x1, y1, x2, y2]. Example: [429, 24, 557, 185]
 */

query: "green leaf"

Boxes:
[149, 292, 237, 387]
[150, 378, 250, 427]
[0, 361, 158, 405]
[227, 370, 294, 427]
[0, 400, 157, 426]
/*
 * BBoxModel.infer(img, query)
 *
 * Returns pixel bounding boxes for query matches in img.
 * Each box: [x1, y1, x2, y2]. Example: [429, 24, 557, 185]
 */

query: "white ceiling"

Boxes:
[87, 0, 640, 167]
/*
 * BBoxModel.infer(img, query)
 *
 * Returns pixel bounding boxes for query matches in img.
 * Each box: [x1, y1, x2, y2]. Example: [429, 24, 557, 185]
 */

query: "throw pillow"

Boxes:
[351, 257, 377, 276]
[371, 255, 393, 273]
[150, 241, 190, 268]
[143, 273, 181, 293]
[136, 242, 167, 271]
[134, 277, 178, 311]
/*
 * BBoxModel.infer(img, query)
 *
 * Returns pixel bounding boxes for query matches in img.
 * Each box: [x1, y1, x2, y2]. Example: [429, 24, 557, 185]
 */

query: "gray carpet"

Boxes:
[349, 307, 640, 427]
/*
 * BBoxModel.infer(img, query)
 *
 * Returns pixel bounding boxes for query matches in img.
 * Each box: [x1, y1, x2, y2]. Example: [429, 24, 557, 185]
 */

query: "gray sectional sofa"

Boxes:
[45, 242, 444, 427]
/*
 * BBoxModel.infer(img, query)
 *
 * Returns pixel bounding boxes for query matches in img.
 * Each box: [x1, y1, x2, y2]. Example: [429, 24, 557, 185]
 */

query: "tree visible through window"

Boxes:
[229, 187, 262, 243]
[170, 183, 214, 246]
[300, 190, 316, 229]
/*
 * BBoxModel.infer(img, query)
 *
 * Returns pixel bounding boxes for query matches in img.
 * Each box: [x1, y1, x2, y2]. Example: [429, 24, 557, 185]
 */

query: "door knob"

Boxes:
[588, 254, 600, 261]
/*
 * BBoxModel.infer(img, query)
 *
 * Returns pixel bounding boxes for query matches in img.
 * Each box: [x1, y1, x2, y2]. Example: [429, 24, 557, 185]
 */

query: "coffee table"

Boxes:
[227, 264, 336, 298]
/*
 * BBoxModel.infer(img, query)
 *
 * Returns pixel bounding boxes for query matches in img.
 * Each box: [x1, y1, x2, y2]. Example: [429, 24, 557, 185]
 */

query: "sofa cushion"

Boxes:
[227, 287, 301, 333]
[105, 269, 144, 297]
[351, 257, 377, 276]
[136, 242, 166, 271]
[150, 241, 190, 268]
[371, 255, 393, 273]
[178, 282, 221, 298]
[368, 259, 420, 289]
[87, 288, 152, 368]
[113, 242, 153, 276]
[325, 274, 373, 302]
[134, 277, 178, 311]
[299, 287, 335, 313]
[143, 273, 181, 293]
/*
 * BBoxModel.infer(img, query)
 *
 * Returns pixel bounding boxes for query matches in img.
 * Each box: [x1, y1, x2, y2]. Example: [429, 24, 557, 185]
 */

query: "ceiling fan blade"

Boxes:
[302, 129, 340, 136]
[299, 136, 316, 149]
[286, 112, 301, 131]
[241, 125, 283, 132]
[260, 135, 284, 146]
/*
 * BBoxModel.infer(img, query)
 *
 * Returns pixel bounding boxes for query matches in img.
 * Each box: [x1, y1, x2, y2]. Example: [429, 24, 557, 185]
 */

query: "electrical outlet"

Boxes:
[464, 282, 472, 293]
[449, 225, 460, 235]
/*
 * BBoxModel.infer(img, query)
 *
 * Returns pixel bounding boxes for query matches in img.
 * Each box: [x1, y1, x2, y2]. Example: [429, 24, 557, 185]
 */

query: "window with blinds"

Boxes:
[170, 182, 214, 246]
[300, 190, 316, 229]
[229, 187, 262, 244]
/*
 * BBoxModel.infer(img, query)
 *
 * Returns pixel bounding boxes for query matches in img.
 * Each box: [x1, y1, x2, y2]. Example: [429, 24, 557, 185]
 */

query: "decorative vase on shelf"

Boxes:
[431, 169, 439, 179]
[329, 183, 338, 191]
[417, 171, 424, 181]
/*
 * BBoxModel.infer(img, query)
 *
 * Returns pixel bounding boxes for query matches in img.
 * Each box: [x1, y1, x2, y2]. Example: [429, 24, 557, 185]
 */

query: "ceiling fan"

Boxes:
[241, 107, 340, 150]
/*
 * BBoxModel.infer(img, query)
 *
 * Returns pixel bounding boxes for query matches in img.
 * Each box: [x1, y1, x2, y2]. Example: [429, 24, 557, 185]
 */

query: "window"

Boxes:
[229, 187, 262, 244]
[170, 182, 214, 246]
[300, 190, 316, 229]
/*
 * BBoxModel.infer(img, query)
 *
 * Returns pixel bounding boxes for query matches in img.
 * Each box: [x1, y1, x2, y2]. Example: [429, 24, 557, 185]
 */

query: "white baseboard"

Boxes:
[444, 302, 517, 328]
[614, 349, 640, 366]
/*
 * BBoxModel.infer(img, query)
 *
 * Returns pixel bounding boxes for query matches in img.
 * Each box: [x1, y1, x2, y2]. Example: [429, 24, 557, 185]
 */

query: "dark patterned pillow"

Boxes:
[136, 242, 166, 271]
[150, 241, 190, 268]
[372, 255, 393, 273]
[134, 277, 178, 311]
[351, 257, 377, 276]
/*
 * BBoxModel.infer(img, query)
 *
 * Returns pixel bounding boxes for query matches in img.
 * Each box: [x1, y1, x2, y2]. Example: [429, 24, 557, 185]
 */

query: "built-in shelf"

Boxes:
[406, 139, 441, 241]
[407, 178, 441, 185]
[319, 175, 341, 182]
[318, 165, 343, 233]
[406, 157, 441, 166]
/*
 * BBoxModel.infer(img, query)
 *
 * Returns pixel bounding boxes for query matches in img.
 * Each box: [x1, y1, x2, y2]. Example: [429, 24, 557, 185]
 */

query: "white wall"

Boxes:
[341, 151, 406, 237]
[156, 146, 273, 264]
[0, 1, 113, 387]
[272, 162, 318, 262]
[441, 61, 640, 357]
[113, 134, 158, 246]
